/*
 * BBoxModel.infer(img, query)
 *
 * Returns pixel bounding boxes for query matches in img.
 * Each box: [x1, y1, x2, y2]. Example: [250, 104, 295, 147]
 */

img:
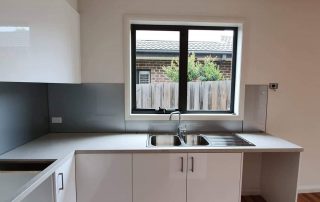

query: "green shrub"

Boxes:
[163, 58, 179, 82]
[200, 56, 223, 81]
[163, 53, 223, 82]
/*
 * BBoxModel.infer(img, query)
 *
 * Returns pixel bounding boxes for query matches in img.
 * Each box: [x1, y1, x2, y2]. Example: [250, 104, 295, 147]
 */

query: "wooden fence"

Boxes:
[136, 80, 231, 111]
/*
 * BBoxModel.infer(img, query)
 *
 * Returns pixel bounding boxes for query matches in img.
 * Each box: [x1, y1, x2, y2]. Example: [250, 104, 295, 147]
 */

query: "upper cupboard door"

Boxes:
[0, 0, 80, 83]
[187, 153, 243, 202]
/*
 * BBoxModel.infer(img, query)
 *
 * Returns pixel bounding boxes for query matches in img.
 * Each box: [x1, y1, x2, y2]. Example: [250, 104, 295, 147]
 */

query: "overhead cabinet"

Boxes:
[0, 0, 80, 83]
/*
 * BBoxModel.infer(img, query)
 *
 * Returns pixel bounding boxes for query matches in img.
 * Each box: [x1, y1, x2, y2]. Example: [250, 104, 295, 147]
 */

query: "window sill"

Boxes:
[126, 113, 243, 121]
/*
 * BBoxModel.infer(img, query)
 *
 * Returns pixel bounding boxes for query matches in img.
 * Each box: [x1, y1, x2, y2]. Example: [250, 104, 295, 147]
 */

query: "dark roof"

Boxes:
[136, 39, 233, 54]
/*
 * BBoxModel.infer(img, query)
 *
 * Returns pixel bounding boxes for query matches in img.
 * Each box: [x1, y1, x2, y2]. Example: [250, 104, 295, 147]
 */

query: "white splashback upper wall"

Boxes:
[65, 0, 78, 11]
[79, 0, 320, 191]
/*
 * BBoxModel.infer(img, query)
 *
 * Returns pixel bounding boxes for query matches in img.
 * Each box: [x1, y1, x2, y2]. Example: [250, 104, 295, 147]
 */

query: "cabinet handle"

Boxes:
[181, 157, 184, 172]
[191, 157, 194, 172]
[58, 173, 64, 190]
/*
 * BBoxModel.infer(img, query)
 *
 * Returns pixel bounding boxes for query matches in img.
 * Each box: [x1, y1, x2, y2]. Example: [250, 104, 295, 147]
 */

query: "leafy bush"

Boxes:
[200, 56, 223, 81]
[163, 53, 223, 82]
[163, 58, 179, 82]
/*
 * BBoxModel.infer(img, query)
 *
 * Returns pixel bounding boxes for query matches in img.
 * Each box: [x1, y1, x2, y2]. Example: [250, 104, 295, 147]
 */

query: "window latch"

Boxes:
[156, 107, 166, 114]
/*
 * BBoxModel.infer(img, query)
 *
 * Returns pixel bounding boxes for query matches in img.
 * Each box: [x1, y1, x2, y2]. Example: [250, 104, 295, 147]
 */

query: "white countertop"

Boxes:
[0, 132, 303, 202]
[0, 133, 303, 160]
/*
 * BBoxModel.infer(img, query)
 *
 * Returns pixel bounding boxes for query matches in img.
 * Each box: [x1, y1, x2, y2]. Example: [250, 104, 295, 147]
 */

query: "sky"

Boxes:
[0, 26, 30, 32]
[136, 30, 234, 42]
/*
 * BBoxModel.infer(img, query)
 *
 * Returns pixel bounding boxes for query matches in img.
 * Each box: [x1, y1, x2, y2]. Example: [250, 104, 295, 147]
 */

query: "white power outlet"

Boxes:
[269, 83, 279, 90]
[51, 117, 63, 124]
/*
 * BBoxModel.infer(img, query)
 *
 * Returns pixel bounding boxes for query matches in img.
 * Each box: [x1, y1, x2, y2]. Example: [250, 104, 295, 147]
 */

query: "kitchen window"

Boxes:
[130, 23, 241, 116]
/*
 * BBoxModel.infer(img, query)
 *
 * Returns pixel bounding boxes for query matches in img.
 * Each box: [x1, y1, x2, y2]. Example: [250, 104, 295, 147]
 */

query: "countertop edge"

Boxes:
[9, 152, 74, 202]
[75, 148, 303, 154]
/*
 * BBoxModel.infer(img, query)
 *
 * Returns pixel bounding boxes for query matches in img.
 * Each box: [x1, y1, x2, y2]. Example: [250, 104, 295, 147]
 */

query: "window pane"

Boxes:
[135, 30, 179, 110]
[187, 30, 234, 111]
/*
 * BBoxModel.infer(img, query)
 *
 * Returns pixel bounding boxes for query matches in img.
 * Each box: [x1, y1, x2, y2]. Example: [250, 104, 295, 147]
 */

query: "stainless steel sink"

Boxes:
[147, 133, 255, 147]
[202, 134, 255, 147]
[147, 134, 210, 147]
[148, 134, 182, 147]
[183, 135, 209, 146]
[0, 160, 54, 171]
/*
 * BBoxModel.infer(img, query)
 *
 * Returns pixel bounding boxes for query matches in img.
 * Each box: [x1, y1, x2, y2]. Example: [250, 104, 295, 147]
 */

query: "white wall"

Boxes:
[79, 0, 320, 191]
[65, 0, 78, 11]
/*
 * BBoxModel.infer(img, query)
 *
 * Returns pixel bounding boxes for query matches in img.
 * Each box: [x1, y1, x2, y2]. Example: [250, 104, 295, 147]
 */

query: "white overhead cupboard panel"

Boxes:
[0, 0, 81, 83]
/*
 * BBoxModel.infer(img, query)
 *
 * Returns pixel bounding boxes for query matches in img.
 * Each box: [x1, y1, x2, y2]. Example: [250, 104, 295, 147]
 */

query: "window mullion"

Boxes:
[179, 28, 188, 112]
[230, 28, 238, 113]
[131, 25, 137, 112]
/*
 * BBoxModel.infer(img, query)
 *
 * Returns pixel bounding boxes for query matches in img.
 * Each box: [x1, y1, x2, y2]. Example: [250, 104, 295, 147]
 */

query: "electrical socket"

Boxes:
[269, 83, 279, 90]
[51, 117, 63, 124]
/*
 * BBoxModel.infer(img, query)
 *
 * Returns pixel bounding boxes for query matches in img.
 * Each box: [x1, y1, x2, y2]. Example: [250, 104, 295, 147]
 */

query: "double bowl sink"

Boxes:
[147, 133, 255, 147]
[149, 134, 210, 147]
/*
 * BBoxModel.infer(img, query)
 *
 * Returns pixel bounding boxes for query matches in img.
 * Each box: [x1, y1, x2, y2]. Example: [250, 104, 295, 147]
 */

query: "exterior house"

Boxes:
[136, 36, 233, 83]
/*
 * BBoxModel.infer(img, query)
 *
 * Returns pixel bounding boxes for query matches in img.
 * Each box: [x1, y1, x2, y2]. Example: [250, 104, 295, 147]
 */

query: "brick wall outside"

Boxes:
[136, 59, 171, 82]
[136, 59, 232, 83]
[218, 60, 232, 79]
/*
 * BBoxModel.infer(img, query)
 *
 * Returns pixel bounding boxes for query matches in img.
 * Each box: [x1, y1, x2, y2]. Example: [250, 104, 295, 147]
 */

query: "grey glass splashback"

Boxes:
[243, 85, 268, 132]
[48, 84, 125, 132]
[48, 84, 268, 133]
[0, 83, 49, 155]
[0, 82, 267, 155]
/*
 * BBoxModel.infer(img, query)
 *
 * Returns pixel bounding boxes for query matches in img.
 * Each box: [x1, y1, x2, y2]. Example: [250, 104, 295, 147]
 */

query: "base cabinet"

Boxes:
[76, 153, 132, 202]
[187, 153, 242, 202]
[133, 153, 243, 202]
[54, 156, 76, 202]
[133, 153, 187, 202]
[22, 176, 54, 202]
[75, 152, 242, 202]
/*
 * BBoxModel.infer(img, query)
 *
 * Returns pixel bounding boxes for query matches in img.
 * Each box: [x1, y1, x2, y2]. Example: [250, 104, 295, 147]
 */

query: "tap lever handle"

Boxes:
[179, 124, 187, 134]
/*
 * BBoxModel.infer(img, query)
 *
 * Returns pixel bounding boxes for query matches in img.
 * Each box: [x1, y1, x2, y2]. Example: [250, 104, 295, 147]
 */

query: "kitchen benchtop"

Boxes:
[0, 133, 303, 160]
[0, 132, 303, 202]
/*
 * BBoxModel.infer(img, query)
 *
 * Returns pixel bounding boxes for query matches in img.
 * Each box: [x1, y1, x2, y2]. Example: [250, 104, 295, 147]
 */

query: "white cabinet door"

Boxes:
[0, 0, 80, 83]
[133, 153, 187, 202]
[76, 154, 132, 202]
[187, 153, 243, 202]
[54, 156, 76, 202]
[22, 175, 54, 202]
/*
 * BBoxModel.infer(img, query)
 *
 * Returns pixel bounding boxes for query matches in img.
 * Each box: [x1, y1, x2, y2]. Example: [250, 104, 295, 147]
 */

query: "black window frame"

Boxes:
[131, 24, 238, 114]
